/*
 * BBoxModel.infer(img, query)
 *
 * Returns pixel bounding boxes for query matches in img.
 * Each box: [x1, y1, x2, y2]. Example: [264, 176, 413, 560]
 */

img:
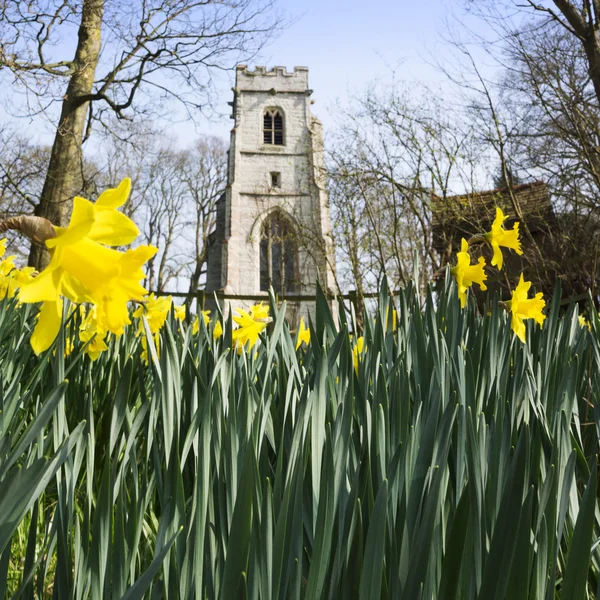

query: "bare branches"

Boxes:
[1, 0, 282, 127]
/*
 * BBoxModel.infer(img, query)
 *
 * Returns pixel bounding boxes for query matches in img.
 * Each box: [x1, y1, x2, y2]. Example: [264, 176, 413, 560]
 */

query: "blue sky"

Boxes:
[1, 0, 484, 147]
[194, 0, 462, 141]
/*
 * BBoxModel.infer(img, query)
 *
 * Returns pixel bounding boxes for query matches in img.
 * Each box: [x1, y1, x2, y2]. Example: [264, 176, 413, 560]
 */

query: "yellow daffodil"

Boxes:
[249, 302, 269, 320]
[578, 315, 591, 330]
[485, 207, 523, 271]
[192, 309, 222, 339]
[296, 317, 310, 349]
[133, 294, 172, 334]
[232, 303, 271, 354]
[352, 336, 365, 375]
[12, 266, 36, 287]
[506, 274, 546, 343]
[174, 304, 186, 322]
[140, 331, 160, 365]
[19, 179, 156, 354]
[79, 305, 109, 361]
[0, 256, 18, 299]
[0, 238, 7, 257]
[450, 238, 488, 308]
[213, 320, 223, 339]
[0, 264, 38, 301]
[192, 310, 210, 334]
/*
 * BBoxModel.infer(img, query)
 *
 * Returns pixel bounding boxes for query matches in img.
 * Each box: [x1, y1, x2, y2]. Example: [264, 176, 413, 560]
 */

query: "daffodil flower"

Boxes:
[19, 179, 157, 354]
[79, 305, 109, 361]
[0, 238, 7, 257]
[213, 320, 223, 339]
[296, 317, 310, 349]
[192, 309, 223, 339]
[232, 303, 271, 354]
[579, 315, 591, 330]
[450, 238, 488, 308]
[174, 304, 186, 322]
[352, 336, 365, 375]
[133, 294, 172, 334]
[485, 208, 523, 271]
[506, 274, 546, 343]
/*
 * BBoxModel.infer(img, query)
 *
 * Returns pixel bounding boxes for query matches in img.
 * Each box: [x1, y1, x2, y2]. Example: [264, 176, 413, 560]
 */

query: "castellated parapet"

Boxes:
[205, 65, 337, 324]
[234, 65, 310, 93]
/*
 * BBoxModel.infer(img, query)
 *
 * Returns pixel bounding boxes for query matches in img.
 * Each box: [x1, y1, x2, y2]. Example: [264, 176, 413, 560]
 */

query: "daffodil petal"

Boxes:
[31, 299, 63, 354]
[96, 178, 131, 208]
[19, 266, 63, 303]
[88, 209, 140, 246]
[46, 197, 94, 249]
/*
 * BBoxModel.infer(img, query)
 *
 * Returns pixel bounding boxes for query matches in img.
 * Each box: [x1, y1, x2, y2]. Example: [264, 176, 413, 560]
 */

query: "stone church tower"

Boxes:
[206, 65, 337, 322]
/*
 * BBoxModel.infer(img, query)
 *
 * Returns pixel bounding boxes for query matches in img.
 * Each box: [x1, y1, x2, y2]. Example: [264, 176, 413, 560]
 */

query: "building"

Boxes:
[432, 181, 559, 298]
[206, 65, 337, 322]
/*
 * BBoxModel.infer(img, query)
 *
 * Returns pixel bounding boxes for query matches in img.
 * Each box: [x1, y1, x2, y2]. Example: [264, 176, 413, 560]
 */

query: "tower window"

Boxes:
[264, 109, 284, 145]
[271, 172, 281, 187]
[260, 212, 297, 294]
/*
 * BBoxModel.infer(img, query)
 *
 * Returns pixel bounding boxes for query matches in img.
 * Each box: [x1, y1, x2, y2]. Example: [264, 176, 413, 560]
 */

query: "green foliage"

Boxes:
[1, 277, 600, 598]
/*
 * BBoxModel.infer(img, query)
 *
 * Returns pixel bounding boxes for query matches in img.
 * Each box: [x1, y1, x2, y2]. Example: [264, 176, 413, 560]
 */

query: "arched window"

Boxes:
[263, 109, 284, 145]
[260, 212, 297, 294]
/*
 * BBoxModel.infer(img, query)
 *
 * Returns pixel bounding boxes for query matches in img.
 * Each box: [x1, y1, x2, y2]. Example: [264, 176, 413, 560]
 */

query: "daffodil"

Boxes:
[213, 320, 223, 339]
[249, 302, 269, 320]
[133, 294, 172, 334]
[192, 309, 223, 339]
[192, 310, 210, 334]
[174, 304, 186, 322]
[506, 274, 546, 343]
[0, 238, 7, 257]
[19, 179, 156, 354]
[0, 256, 18, 299]
[352, 336, 365, 375]
[296, 317, 310, 349]
[79, 305, 109, 361]
[232, 303, 271, 354]
[0, 264, 38, 301]
[578, 315, 591, 330]
[140, 331, 161, 365]
[450, 238, 488, 308]
[485, 207, 523, 271]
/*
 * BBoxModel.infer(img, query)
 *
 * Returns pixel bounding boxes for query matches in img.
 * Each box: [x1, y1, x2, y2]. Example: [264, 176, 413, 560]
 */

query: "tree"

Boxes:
[0, 0, 279, 267]
[181, 136, 227, 296]
[453, 3, 600, 299]
[94, 128, 227, 293]
[327, 87, 481, 304]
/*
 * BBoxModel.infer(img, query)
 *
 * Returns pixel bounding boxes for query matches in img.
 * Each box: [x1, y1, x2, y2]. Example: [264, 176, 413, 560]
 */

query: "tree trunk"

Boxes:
[29, 0, 104, 269]
[583, 35, 600, 109]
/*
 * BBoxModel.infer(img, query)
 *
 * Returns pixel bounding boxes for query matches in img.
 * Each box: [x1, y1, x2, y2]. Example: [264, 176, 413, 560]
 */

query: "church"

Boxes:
[205, 65, 337, 322]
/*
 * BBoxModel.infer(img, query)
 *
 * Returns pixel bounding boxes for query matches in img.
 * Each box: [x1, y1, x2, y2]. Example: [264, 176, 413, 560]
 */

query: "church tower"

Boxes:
[206, 65, 337, 321]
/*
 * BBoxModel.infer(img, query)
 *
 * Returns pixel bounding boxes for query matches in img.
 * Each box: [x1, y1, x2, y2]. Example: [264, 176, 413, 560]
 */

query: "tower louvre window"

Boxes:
[263, 109, 284, 145]
[260, 212, 297, 294]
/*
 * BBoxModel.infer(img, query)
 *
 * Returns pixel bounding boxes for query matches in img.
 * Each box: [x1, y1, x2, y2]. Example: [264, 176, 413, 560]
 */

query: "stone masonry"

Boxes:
[206, 65, 337, 323]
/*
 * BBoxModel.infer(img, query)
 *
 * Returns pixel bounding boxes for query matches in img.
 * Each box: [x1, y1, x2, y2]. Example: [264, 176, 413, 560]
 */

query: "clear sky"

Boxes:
[157, 0, 470, 144]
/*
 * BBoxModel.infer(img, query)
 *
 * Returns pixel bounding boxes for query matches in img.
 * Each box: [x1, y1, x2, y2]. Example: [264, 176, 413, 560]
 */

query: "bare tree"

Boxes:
[132, 147, 190, 291]
[452, 4, 600, 299]
[0, 0, 280, 267]
[327, 87, 480, 302]
[181, 136, 227, 295]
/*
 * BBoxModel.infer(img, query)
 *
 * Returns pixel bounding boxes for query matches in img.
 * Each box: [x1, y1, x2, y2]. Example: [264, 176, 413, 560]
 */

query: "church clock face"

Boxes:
[205, 66, 337, 324]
